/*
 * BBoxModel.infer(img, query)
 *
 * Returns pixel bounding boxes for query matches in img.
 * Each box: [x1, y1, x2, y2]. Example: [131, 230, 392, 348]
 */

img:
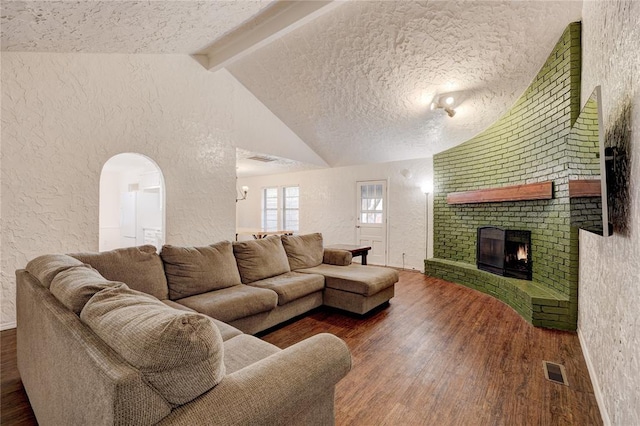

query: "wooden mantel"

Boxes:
[568, 179, 601, 198]
[447, 181, 553, 205]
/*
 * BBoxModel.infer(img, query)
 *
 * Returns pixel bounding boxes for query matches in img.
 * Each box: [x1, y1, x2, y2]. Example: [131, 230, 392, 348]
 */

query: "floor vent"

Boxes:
[543, 361, 569, 386]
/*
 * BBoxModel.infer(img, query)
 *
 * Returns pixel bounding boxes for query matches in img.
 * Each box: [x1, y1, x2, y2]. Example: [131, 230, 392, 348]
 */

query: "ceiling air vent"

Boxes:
[247, 155, 276, 163]
[542, 361, 569, 386]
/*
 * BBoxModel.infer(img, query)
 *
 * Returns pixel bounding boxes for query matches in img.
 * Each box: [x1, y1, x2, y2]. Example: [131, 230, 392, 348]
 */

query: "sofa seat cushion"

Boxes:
[25, 254, 85, 288]
[161, 241, 242, 300]
[248, 272, 325, 306]
[70, 245, 168, 300]
[281, 233, 324, 270]
[50, 265, 127, 314]
[223, 334, 281, 374]
[162, 300, 243, 341]
[175, 285, 278, 323]
[298, 264, 398, 296]
[80, 286, 225, 406]
[211, 319, 244, 342]
[233, 237, 291, 284]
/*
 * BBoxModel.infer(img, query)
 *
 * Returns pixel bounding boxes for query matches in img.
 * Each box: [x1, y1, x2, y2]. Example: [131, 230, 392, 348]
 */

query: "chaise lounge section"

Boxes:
[298, 263, 397, 315]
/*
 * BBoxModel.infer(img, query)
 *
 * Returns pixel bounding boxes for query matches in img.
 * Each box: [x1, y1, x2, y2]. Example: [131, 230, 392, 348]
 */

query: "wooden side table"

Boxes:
[325, 244, 372, 265]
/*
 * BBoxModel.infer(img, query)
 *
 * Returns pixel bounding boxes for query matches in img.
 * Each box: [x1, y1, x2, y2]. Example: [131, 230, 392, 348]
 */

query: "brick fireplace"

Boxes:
[477, 227, 532, 281]
[424, 23, 582, 331]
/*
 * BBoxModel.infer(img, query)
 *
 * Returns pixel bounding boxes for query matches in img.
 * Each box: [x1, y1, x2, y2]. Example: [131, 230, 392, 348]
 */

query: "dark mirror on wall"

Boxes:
[567, 86, 613, 236]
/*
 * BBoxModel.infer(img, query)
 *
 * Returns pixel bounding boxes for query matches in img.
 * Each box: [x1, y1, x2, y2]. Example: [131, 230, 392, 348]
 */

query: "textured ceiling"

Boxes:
[0, 0, 272, 53]
[236, 148, 323, 177]
[0, 0, 583, 173]
[228, 0, 583, 167]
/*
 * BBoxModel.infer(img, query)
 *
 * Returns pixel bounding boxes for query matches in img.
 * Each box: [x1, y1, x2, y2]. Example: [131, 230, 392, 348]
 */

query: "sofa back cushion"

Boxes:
[25, 254, 85, 289]
[70, 245, 168, 300]
[233, 237, 291, 284]
[161, 241, 242, 300]
[80, 286, 225, 405]
[50, 265, 127, 314]
[281, 233, 324, 270]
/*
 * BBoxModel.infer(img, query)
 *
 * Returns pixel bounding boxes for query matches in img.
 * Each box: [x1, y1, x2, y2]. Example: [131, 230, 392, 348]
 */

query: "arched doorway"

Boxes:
[99, 153, 165, 252]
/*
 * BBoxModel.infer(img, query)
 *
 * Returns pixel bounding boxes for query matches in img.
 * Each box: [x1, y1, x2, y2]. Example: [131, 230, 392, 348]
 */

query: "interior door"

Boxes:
[356, 180, 388, 265]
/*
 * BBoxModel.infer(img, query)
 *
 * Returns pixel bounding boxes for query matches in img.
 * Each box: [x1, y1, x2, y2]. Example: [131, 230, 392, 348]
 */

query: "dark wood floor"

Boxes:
[1, 327, 36, 425]
[262, 271, 602, 426]
[1, 271, 602, 425]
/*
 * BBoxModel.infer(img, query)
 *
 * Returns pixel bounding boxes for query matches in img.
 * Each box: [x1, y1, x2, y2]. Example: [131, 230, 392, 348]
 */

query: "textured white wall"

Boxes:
[1, 53, 238, 328]
[579, 2, 640, 425]
[236, 158, 433, 271]
[226, 70, 328, 168]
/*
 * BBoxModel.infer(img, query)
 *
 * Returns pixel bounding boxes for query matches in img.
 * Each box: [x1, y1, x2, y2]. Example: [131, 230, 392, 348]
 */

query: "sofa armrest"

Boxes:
[323, 249, 352, 266]
[157, 333, 351, 425]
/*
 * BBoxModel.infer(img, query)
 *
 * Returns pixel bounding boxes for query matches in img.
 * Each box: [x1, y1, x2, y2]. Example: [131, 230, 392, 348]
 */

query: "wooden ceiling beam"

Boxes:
[194, 1, 340, 72]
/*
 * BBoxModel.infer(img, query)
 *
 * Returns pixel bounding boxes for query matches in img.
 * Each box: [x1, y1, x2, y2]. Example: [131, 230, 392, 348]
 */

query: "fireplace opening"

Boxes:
[477, 227, 532, 280]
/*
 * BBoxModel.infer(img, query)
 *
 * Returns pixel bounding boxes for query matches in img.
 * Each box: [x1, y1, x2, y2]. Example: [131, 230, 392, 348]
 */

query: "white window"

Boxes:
[263, 187, 279, 231]
[283, 186, 299, 231]
[360, 183, 384, 224]
[262, 186, 299, 231]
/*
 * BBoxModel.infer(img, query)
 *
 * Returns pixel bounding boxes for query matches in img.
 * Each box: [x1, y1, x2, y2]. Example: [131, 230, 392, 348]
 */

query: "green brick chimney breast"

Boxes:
[425, 23, 582, 331]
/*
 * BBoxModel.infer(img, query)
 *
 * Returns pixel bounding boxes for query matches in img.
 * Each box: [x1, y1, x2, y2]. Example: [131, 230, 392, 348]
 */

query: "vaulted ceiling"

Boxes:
[1, 0, 583, 175]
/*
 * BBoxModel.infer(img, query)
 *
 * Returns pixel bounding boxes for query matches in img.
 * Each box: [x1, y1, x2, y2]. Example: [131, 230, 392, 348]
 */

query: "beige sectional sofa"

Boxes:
[16, 233, 398, 425]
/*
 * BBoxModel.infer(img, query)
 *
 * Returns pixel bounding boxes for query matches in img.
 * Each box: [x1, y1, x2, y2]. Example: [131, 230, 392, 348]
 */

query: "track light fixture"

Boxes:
[430, 95, 456, 118]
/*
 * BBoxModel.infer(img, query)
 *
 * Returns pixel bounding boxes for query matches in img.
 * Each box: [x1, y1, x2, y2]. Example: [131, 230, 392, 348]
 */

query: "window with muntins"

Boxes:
[262, 186, 299, 231]
[262, 187, 278, 231]
[360, 183, 384, 224]
[283, 186, 299, 231]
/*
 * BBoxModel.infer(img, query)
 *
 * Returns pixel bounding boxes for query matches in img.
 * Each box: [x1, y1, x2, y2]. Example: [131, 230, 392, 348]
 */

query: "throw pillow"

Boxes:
[80, 286, 225, 405]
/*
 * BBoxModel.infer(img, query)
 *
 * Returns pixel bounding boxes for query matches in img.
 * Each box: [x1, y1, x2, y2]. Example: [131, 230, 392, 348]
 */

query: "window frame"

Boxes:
[282, 186, 299, 231]
[261, 185, 299, 231]
[262, 187, 279, 231]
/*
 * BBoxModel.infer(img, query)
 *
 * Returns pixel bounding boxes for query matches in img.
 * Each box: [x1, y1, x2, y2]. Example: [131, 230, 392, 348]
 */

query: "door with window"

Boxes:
[356, 180, 387, 265]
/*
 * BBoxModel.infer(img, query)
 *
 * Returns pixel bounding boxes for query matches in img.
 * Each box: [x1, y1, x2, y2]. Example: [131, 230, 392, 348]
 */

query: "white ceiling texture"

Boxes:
[1, 0, 583, 176]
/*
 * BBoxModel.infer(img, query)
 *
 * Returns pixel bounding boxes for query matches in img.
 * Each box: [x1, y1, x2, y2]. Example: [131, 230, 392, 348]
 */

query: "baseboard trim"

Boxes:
[1, 321, 17, 331]
[577, 327, 611, 426]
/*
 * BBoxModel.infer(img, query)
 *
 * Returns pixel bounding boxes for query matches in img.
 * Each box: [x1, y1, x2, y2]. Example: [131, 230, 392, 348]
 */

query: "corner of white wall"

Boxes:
[1, 53, 238, 328]
[578, 2, 640, 425]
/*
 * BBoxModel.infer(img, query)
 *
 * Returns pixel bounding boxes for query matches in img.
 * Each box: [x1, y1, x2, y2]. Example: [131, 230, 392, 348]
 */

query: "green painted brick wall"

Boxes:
[567, 94, 600, 180]
[567, 91, 603, 233]
[431, 23, 581, 325]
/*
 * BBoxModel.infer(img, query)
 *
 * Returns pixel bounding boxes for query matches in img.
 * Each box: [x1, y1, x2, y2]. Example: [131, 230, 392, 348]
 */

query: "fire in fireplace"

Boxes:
[477, 227, 532, 280]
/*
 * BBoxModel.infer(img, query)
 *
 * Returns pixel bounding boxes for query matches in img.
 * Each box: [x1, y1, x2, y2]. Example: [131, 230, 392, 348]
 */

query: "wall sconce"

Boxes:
[430, 95, 456, 118]
[236, 185, 249, 202]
